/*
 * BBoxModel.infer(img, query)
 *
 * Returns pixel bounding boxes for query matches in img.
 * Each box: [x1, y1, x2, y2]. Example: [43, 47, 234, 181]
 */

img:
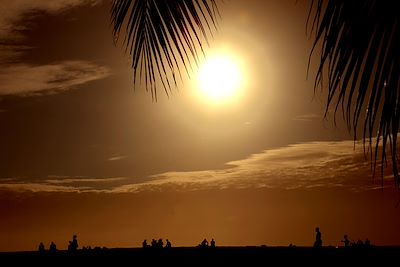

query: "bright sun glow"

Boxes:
[197, 55, 243, 103]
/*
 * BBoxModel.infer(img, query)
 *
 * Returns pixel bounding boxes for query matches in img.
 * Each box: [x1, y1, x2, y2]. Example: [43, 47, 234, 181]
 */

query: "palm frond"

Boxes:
[111, 0, 219, 100]
[308, 0, 400, 184]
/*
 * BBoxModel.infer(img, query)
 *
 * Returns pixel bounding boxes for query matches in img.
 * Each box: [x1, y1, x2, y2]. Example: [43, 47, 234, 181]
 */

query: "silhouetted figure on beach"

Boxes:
[151, 239, 157, 248]
[201, 238, 209, 248]
[49, 241, 57, 252]
[157, 238, 164, 249]
[68, 234, 79, 252]
[341, 234, 350, 248]
[210, 238, 216, 248]
[38, 242, 45, 252]
[365, 238, 371, 247]
[165, 239, 171, 248]
[313, 227, 322, 249]
[142, 239, 148, 248]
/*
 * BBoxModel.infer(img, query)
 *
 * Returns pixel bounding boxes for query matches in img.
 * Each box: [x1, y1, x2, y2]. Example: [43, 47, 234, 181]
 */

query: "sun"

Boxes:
[197, 55, 243, 103]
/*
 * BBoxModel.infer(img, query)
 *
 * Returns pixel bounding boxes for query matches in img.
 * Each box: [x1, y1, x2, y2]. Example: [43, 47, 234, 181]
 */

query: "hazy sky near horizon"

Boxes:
[1, 0, 399, 252]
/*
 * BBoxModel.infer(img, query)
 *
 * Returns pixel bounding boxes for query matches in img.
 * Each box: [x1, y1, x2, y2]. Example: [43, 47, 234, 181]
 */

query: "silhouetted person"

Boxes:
[341, 234, 350, 248]
[313, 227, 322, 249]
[68, 234, 78, 252]
[201, 238, 209, 248]
[151, 239, 157, 248]
[165, 239, 171, 248]
[157, 238, 164, 248]
[365, 238, 371, 247]
[210, 238, 215, 248]
[38, 242, 45, 252]
[142, 239, 148, 248]
[49, 241, 57, 252]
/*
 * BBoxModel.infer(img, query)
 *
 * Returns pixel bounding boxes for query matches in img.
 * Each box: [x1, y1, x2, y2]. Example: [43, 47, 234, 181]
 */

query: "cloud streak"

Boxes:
[0, 61, 111, 96]
[0, 1, 110, 96]
[292, 113, 321, 122]
[0, 140, 394, 193]
[108, 155, 128, 161]
[0, 0, 102, 40]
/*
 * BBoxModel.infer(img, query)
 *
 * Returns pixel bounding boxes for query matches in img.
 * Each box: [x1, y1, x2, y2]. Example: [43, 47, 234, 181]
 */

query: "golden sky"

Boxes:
[0, 0, 399, 252]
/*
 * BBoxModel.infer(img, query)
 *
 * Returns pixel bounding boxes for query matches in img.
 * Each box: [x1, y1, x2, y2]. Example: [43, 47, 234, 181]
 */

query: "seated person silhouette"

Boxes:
[201, 238, 209, 248]
[210, 238, 216, 248]
[142, 239, 148, 248]
[341, 234, 350, 248]
[151, 239, 157, 248]
[157, 238, 164, 248]
[165, 239, 172, 248]
[49, 241, 57, 252]
[68, 234, 79, 252]
[38, 242, 45, 252]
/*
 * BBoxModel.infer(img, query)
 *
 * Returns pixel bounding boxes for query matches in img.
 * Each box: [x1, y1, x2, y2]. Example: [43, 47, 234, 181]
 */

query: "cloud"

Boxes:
[45, 177, 127, 185]
[0, 176, 128, 193]
[0, 0, 102, 40]
[112, 140, 392, 193]
[0, 44, 32, 63]
[0, 182, 85, 193]
[0, 140, 394, 193]
[0, 1, 110, 97]
[0, 61, 111, 96]
[108, 155, 128, 161]
[0, 2, 110, 96]
[292, 113, 321, 122]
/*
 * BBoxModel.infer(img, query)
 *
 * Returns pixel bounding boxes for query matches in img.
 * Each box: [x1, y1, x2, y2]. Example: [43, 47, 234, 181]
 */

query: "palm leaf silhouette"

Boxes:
[111, 0, 219, 100]
[308, 0, 400, 184]
[111, 1, 400, 183]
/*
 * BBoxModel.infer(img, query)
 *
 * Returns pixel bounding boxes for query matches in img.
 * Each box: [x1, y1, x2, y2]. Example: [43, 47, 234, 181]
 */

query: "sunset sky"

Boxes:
[1, 0, 400, 252]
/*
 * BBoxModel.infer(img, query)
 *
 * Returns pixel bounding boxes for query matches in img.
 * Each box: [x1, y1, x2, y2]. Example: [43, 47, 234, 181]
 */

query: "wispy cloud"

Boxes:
[0, 182, 86, 193]
[45, 177, 127, 185]
[0, 61, 111, 96]
[0, 44, 32, 63]
[0, 1, 110, 96]
[0, 0, 102, 40]
[111, 140, 393, 193]
[292, 113, 321, 122]
[108, 155, 128, 161]
[0, 140, 392, 193]
[0, 177, 128, 193]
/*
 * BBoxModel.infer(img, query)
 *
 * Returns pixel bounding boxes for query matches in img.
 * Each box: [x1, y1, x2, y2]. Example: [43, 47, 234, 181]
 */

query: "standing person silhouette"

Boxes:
[341, 234, 350, 248]
[313, 227, 322, 248]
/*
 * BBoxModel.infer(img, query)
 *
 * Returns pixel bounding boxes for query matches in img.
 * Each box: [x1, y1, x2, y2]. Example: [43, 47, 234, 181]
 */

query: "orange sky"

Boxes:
[0, 0, 399, 252]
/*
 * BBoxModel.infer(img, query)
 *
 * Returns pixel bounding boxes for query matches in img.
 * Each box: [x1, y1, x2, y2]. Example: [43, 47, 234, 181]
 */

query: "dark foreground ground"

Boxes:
[1, 246, 399, 266]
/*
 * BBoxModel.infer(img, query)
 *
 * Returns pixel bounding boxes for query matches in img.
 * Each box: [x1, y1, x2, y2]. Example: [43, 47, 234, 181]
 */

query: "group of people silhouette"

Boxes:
[38, 234, 78, 253]
[38, 229, 371, 252]
[199, 238, 216, 248]
[38, 241, 57, 253]
[142, 238, 172, 249]
[341, 234, 371, 248]
[313, 227, 372, 249]
[68, 234, 79, 252]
